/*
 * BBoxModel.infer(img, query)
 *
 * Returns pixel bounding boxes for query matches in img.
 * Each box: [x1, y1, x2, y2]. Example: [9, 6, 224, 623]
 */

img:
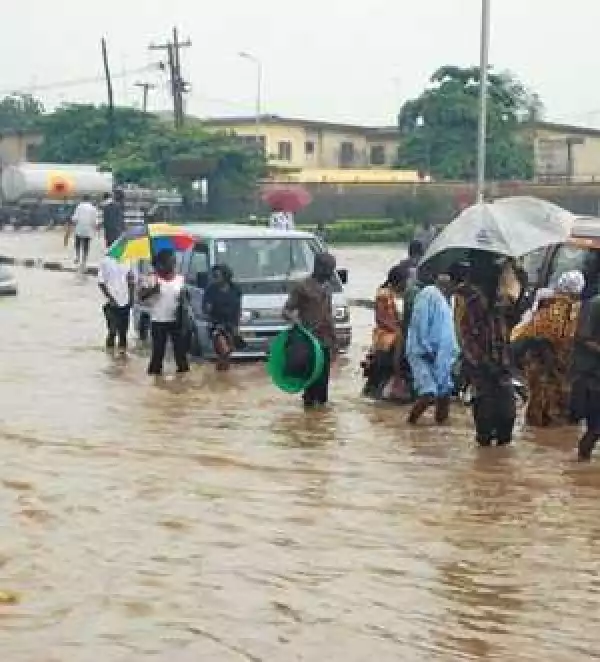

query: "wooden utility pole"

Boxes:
[149, 27, 191, 128]
[100, 37, 115, 146]
[135, 81, 155, 112]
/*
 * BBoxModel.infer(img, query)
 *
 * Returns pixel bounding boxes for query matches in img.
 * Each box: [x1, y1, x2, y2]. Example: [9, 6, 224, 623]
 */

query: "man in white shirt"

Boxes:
[68, 195, 98, 268]
[98, 254, 135, 353]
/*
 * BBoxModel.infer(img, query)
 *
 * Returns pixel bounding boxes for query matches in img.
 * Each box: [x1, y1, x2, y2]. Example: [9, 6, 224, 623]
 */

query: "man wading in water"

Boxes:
[284, 252, 337, 408]
[100, 188, 126, 248]
[97, 254, 135, 355]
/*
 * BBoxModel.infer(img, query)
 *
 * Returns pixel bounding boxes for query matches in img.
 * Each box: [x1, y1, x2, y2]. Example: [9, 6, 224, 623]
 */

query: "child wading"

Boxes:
[202, 264, 242, 371]
[140, 249, 190, 377]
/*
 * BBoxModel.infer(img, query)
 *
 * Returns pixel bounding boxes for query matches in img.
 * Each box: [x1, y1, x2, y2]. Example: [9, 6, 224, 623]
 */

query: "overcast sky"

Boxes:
[2, 0, 599, 127]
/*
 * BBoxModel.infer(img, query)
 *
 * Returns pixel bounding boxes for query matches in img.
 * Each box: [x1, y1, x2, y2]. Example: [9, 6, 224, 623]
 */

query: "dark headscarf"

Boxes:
[313, 252, 336, 283]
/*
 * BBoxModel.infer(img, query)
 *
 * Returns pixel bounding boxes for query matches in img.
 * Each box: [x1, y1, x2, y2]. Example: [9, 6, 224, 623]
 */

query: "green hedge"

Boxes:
[191, 216, 415, 243]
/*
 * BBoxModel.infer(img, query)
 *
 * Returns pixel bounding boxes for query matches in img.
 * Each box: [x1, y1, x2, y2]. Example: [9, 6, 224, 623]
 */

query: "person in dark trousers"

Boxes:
[455, 259, 517, 446]
[139, 249, 190, 376]
[100, 188, 126, 248]
[398, 240, 424, 287]
[571, 291, 600, 460]
[203, 264, 242, 371]
[97, 254, 135, 354]
[284, 252, 337, 408]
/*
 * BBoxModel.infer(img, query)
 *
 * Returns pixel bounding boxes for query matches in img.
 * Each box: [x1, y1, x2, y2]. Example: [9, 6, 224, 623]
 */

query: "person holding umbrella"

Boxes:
[139, 249, 190, 377]
[263, 186, 311, 231]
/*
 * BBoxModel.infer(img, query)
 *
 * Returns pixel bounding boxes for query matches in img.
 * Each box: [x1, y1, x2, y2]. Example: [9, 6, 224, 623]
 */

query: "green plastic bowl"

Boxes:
[266, 326, 324, 394]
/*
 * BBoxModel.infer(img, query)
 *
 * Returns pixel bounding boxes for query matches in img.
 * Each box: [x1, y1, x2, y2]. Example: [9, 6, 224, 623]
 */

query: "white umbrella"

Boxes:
[421, 196, 576, 272]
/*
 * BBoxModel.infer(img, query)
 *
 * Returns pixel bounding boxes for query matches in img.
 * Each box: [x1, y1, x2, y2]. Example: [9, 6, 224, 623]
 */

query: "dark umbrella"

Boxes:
[261, 185, 312, 213]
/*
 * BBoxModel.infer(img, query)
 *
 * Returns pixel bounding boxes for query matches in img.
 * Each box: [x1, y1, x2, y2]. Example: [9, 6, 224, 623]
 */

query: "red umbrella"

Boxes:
[261, 185, 312, 213]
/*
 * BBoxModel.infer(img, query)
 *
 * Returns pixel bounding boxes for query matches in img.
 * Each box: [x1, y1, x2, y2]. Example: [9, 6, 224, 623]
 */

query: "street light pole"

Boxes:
[239, 51, 262, 149]
[476, 0, 491, 204]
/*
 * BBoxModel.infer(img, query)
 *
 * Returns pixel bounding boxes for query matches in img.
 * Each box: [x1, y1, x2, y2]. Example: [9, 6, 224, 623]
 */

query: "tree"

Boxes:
[35, 104, 154, 164]
[0, 94, 44, 131]
[397, 66, 541, 181]
[32, 102, 265, 216]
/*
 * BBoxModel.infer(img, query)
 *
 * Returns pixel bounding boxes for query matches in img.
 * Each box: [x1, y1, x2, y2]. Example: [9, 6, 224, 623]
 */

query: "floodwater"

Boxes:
[1, 232, 600, 661]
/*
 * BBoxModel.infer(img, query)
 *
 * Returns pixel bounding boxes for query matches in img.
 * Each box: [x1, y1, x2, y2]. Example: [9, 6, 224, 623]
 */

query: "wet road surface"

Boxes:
[1, 234, 600, 661]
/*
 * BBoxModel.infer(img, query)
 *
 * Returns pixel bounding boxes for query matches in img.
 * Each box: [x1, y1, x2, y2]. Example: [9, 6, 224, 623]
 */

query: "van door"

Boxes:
[185, 241, 211, 317]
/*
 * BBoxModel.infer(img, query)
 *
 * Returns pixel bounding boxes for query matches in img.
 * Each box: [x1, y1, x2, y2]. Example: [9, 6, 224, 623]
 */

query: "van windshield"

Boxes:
[213, 237, 322, 283]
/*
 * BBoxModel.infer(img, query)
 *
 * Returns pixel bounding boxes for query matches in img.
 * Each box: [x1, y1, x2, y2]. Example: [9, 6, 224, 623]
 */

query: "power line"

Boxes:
[0, 64, 159, 97]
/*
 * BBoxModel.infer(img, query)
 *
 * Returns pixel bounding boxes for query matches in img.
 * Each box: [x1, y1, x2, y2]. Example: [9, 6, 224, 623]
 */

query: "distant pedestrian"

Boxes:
[67, 195, 98, 269]
[140, 249, 190, 377]
[100, 188, 126, 248]
[398, 239, 424, 287]
[283, 252, 337, 408]
[412, 220, 437, 252]
[269, 211, 294, 230]
[98, 254, 135, 355]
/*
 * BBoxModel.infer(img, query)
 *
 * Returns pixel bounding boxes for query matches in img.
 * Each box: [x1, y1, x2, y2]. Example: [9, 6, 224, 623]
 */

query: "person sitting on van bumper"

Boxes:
[203, 264, 242, 371]
[284, 252, 337, 407]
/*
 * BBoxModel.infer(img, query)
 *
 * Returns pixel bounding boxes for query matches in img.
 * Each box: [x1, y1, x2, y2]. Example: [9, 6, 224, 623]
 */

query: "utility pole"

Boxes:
[135, 81, 155, 113]
[100, 37, 115, 146]
[476, 0, 491, 203]
[149, 27, 191, 128]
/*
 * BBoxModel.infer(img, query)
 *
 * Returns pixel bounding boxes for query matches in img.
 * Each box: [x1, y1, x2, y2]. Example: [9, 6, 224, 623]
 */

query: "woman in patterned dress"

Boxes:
[511, 270, 585, 427]
[362, 265, 411, 400]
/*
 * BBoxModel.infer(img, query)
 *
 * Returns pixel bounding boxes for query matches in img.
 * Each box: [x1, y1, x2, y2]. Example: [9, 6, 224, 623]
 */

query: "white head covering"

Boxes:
[556, 270, 586, 296]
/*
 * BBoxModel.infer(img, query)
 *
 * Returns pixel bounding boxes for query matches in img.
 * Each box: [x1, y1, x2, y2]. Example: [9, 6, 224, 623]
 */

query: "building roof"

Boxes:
[200, 114, 600, 140]
[0, 128, 43, 139]
[203, 114, 399, 136]
[533, 121, 600, 138]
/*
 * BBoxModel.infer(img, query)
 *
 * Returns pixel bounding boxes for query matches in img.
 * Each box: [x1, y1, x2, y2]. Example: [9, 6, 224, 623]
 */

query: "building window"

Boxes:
[25, 142, 40, 162]
[236, 134, 266, 153]
[370, 145, 386, 166]
[339, 142, 355, 167]
[277, 141, 293, 161]
[305, 141, 315, 156]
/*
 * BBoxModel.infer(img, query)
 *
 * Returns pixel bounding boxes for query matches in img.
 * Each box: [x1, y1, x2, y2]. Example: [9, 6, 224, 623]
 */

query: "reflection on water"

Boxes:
[0, 241, 599, 660]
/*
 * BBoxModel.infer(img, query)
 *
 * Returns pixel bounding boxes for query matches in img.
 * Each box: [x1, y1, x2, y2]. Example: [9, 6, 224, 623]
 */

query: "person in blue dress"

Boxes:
[406, 272, 459, 425]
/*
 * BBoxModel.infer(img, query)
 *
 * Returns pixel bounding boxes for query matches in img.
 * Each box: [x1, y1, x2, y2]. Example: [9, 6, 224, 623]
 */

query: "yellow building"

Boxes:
[529, 121, 600, 183]
[0, 130, 44, 165]
[203, 115, 406, 175]
[199, 114, 600, 184]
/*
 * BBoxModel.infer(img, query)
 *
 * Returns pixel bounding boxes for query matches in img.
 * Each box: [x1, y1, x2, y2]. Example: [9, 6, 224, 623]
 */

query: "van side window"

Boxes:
[548, 245, 589, 286]
[187, 242, 210, 287]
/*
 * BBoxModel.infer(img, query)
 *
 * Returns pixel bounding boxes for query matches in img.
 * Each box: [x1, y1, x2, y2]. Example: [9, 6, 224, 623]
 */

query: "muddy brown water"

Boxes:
[1, 233, 600, 661]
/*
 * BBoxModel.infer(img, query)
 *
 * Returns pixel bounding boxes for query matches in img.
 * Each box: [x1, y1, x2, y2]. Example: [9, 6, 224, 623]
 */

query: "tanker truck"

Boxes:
[0, 163, 113, 228]
[0, 164, 183, 228]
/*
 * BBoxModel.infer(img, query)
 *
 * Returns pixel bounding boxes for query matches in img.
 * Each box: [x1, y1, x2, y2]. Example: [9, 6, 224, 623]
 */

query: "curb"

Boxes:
[0, 254, 374, 308]
[0, 255, 98, 276]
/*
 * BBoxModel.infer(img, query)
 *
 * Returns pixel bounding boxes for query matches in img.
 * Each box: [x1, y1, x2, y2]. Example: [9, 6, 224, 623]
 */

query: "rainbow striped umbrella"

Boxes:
[107, 223, 195, 261]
